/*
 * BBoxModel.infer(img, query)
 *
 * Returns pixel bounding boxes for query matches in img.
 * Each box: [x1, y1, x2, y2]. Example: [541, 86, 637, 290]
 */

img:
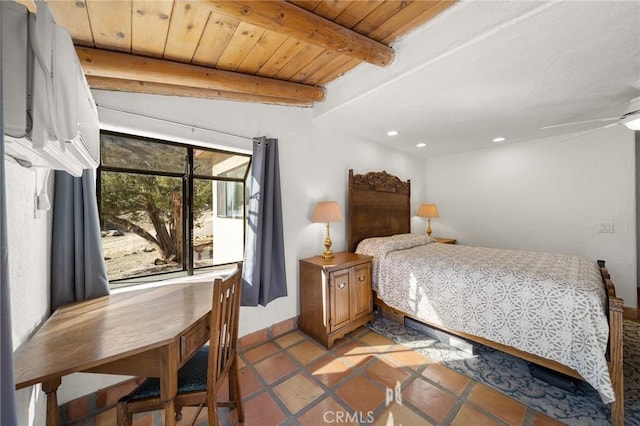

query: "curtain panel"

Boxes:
[50, 169, 109, 311]
[242, 137, 287, 306]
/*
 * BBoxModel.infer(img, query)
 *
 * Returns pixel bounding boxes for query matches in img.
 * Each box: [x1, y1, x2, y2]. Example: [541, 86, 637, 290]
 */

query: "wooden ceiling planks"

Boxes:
[275, 44, 325, 81]
[236, 30, 289, 75]
[257, 38, 306, 77]
[305, 54, 354, 86]
[333, 0, 387, 30]
[216, 22, 266, 72]
[42, 0, 456, 106]
[351, 1, 413, 35]
[163, 1, 210, 62]
[311, 0, 353, 20]
[131, 0, 173, 58]
[85, 0, 131, 52]
[374, 0, 455, 44]
[46, 0, 94, 46]
[192, 13, 240, 67]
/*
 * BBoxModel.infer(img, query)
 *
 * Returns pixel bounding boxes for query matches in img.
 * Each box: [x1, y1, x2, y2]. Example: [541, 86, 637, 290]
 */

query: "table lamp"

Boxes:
[417, 203, 439, 236]
[312, 201, 344, 259]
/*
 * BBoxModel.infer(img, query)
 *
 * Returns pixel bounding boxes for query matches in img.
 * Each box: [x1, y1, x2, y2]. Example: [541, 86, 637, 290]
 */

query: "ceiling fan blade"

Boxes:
[555, 128, 601, 143]
[555, 123, 616, 143]
[541, 117, 618, 130]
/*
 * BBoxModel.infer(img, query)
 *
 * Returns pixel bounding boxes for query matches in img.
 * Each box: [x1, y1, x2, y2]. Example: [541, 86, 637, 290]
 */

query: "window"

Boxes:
[98, 132, 250, 286]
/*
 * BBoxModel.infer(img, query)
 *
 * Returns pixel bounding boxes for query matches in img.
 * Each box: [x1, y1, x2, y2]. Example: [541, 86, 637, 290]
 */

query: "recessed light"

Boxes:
[387, 130, 399, 136]
[416, 143, 426, 148]
[492, 137, 505, 143]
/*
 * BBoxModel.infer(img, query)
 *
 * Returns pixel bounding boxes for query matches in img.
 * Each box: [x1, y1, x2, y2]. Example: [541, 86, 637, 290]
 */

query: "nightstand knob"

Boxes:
[358, 276, 365, 282]
[338, 283, 346, 289]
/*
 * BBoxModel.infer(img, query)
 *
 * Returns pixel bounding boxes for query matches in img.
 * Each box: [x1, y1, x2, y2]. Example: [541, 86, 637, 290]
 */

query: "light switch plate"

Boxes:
[597, 223, 614, 233]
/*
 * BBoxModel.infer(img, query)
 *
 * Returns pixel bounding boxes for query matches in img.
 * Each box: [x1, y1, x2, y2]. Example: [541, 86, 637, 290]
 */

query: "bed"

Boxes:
[347, 169, 624, 425]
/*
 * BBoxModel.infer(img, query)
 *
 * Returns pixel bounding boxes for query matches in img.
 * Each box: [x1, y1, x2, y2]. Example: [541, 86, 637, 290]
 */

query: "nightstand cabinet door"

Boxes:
[298, 253, 374, 348]
[351, 263, 372, 319]
[329, 269, 351, 332]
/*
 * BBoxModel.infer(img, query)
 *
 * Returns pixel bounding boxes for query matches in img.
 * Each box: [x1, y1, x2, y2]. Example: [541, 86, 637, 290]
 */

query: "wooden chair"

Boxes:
[116, 264, 244, 425]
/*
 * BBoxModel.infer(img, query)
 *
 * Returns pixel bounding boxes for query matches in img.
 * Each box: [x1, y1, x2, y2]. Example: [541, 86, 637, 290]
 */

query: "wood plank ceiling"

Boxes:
[23, 0, 456, 107]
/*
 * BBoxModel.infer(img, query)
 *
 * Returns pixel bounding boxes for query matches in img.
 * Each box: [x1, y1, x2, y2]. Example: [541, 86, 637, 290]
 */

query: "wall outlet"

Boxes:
[597, 222, 614, 233]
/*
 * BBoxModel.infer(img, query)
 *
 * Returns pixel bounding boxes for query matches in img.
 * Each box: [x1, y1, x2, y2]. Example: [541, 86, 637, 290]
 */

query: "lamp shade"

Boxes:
[312, 201, 344, 223]
[417, 203, 439, 218]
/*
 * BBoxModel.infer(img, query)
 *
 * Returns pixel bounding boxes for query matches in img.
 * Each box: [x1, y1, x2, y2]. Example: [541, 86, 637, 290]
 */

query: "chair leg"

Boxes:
[229, 357, 244, 422]
[116, 401, 133, 426]
[187, 403, 205, 426]
[207, 400, 219, 426]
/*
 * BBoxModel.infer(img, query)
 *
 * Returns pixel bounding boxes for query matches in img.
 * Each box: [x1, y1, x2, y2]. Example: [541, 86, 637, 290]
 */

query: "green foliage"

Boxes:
[101, 173, 212, 228]
[101, 134, 187, 174]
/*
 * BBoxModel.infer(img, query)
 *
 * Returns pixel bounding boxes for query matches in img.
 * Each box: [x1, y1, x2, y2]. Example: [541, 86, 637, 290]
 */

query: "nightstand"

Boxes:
[435, 237, 457, 244]
[298, 252, 374, 348]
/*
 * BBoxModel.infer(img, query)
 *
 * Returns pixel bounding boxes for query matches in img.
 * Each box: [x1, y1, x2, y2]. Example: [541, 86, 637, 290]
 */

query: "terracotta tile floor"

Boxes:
[64, 326, 563, 426]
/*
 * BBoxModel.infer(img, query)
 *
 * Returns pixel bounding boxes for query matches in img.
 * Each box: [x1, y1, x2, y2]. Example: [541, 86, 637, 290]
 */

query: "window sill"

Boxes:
[111, 264, 239, 295]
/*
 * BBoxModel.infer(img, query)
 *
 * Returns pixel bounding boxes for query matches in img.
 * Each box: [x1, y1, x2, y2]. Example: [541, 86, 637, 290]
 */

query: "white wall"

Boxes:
[6, 161, 52, 426]
[424, 125, 637, 308]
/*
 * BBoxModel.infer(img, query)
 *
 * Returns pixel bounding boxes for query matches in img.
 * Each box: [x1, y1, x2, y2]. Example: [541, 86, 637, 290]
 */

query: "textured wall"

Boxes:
[6, 161, 52, 426]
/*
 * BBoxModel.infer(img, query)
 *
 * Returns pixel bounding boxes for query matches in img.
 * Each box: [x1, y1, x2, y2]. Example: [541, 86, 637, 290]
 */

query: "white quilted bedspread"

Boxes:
[356, 234, 614, 403]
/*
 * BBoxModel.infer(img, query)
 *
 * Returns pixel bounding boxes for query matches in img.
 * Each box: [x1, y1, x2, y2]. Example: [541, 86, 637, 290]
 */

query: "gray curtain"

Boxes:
[242, 137, 287, 306]
[50, 169, 109, 311]
[0, 18, 19, 423]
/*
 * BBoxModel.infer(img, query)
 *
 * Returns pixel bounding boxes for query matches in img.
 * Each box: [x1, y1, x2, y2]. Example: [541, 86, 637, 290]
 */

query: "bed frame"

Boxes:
[347, 169, 625, 425]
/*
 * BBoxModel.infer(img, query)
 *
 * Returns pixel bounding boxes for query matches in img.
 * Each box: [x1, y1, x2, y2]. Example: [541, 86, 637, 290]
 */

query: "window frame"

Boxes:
[97, 130, 251, 285]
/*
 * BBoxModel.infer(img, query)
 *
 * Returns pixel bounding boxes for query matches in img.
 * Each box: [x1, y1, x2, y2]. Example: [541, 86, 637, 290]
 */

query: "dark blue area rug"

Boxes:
[367, 314, 640, 425]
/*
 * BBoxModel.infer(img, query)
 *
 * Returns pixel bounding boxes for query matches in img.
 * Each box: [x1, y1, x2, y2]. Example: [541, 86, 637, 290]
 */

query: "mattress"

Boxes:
[356, 234, 613, 403]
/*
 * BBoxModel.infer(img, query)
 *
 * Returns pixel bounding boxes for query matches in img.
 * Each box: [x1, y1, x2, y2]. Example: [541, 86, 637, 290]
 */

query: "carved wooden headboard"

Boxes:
[347, 169, 411, 252]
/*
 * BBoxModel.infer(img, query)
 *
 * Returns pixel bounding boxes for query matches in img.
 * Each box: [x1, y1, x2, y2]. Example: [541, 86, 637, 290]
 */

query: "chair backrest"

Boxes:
[208, 263, 243, 390]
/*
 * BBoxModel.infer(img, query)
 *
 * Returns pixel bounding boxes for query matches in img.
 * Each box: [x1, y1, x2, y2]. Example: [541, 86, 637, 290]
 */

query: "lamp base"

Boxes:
[322, 223, 334, 260]
[322, 250, 334, 260]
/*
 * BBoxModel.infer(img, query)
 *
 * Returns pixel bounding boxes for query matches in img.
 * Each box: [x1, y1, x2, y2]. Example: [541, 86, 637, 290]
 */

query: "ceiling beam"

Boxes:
[76, 47, 325, 103]
[198, 0, 394, 67]
[86, 76, 314, 107]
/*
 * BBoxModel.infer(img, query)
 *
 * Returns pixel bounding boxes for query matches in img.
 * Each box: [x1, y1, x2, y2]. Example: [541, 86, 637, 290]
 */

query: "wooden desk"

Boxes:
[14, 282, 214, 426]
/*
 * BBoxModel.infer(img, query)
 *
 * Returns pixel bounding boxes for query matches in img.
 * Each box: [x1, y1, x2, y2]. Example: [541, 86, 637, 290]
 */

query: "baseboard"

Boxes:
[238, 316, 298, 350]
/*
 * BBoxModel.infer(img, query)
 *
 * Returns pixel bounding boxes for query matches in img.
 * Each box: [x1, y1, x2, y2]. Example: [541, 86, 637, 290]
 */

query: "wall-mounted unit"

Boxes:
[2, 1, 99, 177]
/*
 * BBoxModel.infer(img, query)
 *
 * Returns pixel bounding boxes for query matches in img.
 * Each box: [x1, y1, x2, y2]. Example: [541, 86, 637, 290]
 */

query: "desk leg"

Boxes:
[42, 377, 62, 426]
[160, 344, 179, 426]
